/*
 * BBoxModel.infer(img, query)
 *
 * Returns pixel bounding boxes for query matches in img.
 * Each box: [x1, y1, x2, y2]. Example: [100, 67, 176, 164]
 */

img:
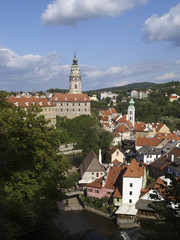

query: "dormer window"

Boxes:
[84, 97, 86, 100]
[47, 102, 51, 105]
[14, 102, 19, 106]
[39, 102, 43, 106]
[75, 97, 77, 101]
[25, 102, 29, 106]
[65, 97, 67, 101]
[55, 97, 57, 101]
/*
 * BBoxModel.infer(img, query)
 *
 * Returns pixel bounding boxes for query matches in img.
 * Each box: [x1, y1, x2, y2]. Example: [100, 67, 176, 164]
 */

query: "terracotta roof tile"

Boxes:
[52, 93, 90, 102]
[136, 137, 164, 147]
[87, 176, 103, 188]
[104, 166, 122, 190]
[123, 158, 144, 178]
[7, 96, 56, 107]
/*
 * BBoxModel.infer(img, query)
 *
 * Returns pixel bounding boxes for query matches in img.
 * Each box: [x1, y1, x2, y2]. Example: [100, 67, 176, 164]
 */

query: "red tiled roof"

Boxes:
[146, 177, 165, 190]
[136, 137, 164, 147]
[134, 122, 147, 132]
[113, 186, 122, 198]
[152, 123, 165, 131]
[141, 177, 166, 198]
[100, 115, 109, 122]
[87, 176, 104, 188]
[112, 159, 121, 166]
[123, 158, 144, 178]
[104, 166, 122, 190]
[155, 133, 180, 141]
[114, 124, 130, 133]
[7, 96, 56, 107]
[116, 115, 133, 129]
[150, 155, 171, 170]
[52, 93, 90, 102]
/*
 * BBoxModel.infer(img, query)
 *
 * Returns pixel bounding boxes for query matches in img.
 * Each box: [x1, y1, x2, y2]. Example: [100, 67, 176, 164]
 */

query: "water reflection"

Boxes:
[58, 210, 123, 240]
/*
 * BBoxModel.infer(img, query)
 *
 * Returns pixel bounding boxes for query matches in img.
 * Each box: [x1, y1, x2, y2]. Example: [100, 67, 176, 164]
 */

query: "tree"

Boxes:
[0, 93, 70, 239]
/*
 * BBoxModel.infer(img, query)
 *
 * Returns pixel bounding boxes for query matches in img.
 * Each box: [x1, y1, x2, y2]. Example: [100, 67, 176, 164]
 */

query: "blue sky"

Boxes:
[0, 0, 180, 92]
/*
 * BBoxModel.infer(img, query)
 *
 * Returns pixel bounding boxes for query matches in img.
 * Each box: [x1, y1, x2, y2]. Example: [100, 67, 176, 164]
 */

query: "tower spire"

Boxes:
[69, 53, 82, 94]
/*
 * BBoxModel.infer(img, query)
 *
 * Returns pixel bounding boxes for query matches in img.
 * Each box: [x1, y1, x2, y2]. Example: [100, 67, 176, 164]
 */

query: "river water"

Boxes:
[57, 210, 123, 240]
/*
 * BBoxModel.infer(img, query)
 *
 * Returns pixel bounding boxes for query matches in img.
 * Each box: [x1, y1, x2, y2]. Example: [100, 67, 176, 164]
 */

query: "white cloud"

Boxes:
[142, 3, 180, 46]
[0, 48, 70, 91]
[155, 72, 177, 81]
[41, 0, 147, 26]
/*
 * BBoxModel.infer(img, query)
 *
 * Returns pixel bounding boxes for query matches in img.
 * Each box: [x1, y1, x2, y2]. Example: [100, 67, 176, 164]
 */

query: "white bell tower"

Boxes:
[127, 98, 135, 127]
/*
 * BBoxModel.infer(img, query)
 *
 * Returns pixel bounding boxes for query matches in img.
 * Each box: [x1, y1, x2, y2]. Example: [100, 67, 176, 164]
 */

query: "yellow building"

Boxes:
[7, 96, 56, 127]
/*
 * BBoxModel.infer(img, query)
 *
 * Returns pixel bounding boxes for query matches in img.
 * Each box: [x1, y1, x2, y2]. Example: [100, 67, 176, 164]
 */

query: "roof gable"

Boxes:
[123, 158, 144, 178]
[80, 150, 105, 177]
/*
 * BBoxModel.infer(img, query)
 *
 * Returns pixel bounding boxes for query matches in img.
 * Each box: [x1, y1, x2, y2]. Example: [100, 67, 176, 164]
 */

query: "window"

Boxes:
[129, 199, 132, 203]
[130, 183, 133, 187]
[95, 190, 99, 193]
[88, 188, 92, 192]
[117, 151, 119, 156]
[149, 193, 158, 200]
[92, 172, 94, 175]
[129, 191, 132, 195]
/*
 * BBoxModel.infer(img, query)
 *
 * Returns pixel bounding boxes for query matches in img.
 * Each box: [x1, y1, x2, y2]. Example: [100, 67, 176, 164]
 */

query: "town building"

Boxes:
[7, 96, 56, 126]
[149, 147, 180, 178]
[106, 147, 124, 164]
[169, 93, 179, 102]
[99, 91, 119, 101]
[136, 145, 162, 165]
[136, 178, 166, 218]
[79, 150, 105, 184]
[52, 54, 91, 119]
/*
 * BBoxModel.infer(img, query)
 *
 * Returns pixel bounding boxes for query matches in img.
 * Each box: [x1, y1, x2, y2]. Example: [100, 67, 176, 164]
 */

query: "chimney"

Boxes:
[99, 149, 102, 165]
[171, 154, 174, 162]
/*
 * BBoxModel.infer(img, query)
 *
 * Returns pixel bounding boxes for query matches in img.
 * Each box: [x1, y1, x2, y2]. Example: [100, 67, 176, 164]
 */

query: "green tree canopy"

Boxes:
[0, 93, 70, 239]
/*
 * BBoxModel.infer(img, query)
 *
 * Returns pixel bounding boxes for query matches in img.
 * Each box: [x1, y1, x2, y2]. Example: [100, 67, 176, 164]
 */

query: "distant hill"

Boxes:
[87, 82, 157, 93]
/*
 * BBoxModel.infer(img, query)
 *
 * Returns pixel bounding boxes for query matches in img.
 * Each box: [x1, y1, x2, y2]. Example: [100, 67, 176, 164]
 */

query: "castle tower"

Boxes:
[69, 53, 82, 94]
[127, 98, 135, 127]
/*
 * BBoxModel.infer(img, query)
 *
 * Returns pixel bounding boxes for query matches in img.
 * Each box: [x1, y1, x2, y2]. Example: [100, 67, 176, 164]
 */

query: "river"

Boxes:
[57, 210, 124, 240]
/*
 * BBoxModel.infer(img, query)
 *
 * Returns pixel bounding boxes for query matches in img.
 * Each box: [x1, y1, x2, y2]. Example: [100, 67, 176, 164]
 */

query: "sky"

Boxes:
[0, 0, 180, 92]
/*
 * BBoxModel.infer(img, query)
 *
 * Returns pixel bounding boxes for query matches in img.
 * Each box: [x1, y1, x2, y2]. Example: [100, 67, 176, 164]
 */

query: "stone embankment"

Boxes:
[58, 195, 84, 211]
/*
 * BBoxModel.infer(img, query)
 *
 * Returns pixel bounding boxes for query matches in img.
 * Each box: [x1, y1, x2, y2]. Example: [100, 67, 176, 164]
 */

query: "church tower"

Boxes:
[69, 53, 82, 94]
[127, 98, 135, 127]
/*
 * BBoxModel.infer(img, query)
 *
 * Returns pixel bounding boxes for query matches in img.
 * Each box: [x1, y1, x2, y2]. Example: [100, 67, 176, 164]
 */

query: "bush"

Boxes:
[65, 172, 80, 189]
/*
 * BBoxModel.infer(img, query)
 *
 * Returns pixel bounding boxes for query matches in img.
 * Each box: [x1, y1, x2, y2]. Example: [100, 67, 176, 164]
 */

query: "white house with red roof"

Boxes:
[169, 93, 179, 102]
[135, 177, 166, 218]
[122, 158, 146, 204]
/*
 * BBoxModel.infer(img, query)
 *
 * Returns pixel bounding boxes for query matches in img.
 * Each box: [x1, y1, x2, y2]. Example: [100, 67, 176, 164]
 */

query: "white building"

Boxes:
[122, 159, 145, 204]
[99, 92, 118, 101]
